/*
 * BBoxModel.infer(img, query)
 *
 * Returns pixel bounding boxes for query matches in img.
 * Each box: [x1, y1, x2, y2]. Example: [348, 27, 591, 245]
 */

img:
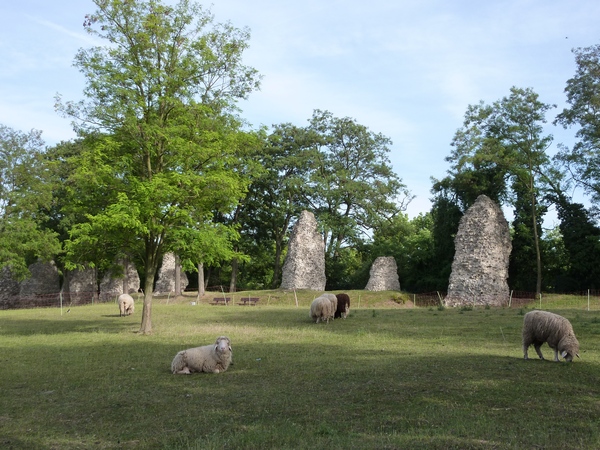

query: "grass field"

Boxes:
[2, 290, 600, 449]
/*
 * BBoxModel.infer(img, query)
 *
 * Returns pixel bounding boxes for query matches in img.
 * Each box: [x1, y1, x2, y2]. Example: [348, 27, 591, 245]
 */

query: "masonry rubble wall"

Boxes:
[445, 194, 512, 307]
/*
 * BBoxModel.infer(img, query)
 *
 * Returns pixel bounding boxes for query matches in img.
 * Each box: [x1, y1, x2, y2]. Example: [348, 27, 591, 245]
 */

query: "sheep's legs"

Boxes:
[553, 349, 560, 362]
[174, 367, 191, 374]
[534, 344, 545, 360]
[524, 343, 545, 360]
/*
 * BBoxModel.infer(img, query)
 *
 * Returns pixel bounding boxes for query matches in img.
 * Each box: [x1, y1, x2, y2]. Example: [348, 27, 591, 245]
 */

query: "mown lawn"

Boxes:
[1, 291, 600, 449]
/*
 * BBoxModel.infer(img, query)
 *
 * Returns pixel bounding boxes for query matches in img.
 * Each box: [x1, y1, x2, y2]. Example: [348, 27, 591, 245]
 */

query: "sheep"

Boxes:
[335, 293, 350, 319]
[522, 310, 580, 362]
[309, 293, 338, 323]
[171, 336, 233, 374]
[117, 293, 135, 316]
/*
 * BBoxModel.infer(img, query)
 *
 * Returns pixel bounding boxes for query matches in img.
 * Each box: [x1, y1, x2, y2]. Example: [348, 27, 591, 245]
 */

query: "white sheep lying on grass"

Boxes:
[117, 294, 135, 316]
[522, 310, 580, 362]
[309, 294, 338, 324]
[171, 336, 233, 374]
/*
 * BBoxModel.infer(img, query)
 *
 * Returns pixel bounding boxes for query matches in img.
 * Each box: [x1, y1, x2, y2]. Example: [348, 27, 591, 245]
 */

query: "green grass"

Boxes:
[2, 290, 600, 449]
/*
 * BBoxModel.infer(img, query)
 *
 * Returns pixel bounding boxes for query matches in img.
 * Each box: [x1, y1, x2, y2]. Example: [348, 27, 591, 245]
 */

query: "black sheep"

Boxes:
[334, 293, 350, 319]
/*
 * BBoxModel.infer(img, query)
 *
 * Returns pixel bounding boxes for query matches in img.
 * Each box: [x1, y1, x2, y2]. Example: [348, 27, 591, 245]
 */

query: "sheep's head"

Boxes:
[214, 336, 232, 354]
[559, 335, 580, 362]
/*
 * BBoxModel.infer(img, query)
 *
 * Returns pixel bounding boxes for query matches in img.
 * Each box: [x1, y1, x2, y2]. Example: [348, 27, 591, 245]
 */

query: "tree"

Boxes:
[428, 191, 462, 290]
[304, 110, 412, 254]
[444, 87, 554, 295]
[0, 125, 61, 280]
[301, 110, 412, 286]
[57, 0, 261, 333]
[552, 193, 600, 290]
[234, 124, 311, 288]
[541, 226, 569, 292]
[555, 44, 600, 205]
[508, 181, 546, 292]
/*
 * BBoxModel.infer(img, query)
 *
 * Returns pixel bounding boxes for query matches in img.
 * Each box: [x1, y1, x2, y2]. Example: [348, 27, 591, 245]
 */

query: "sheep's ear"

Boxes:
[215, 344, 219, 351]
[229, 346, 232, 352]
[576, 353, 580, 358]
[561, 351, 568, 358]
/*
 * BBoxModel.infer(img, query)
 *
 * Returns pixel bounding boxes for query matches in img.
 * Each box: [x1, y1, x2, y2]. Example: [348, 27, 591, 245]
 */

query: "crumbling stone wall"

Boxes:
[154, 252, 188, 295]
[280, 210, 326, 291]
[99, 261, 140, 301]
[65, 268, 97, 305]
[19, 260, 60, 306]
[365, 256, 401, 291]
[445, 194, 512, 307]
[0, 267, 20, 309]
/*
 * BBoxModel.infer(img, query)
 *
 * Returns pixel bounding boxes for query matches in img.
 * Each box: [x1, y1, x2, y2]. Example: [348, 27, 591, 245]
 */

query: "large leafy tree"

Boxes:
[57, 0, 260, 333]
[428, 191, 462, 290]
[555, 44, 600, 205]
[444, 87, 554, 295]
[234, 124, 312, 288]
[551, 193, 600, 290]
[0, 125, 61, 279]
[305, 110, 412, 254]
[302, 110, 412, 285]
[508, 181, 546, 291]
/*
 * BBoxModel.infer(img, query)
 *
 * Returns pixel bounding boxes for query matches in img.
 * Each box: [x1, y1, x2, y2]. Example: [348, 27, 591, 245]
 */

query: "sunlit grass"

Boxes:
[2, 292, 600, 449]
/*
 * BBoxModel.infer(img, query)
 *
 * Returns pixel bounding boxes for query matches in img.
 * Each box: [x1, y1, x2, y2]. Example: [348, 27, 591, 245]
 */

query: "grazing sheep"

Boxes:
[309, 294, 338, 323]
[117, 293, 135, 316]
[522, 310, 580, 362]
[171, 336, 233, 374]
[335, 293, 350, 319]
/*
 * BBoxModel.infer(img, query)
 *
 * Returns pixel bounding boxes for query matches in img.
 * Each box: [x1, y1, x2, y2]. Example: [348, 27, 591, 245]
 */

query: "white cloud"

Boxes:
[29, 16, 99, 46]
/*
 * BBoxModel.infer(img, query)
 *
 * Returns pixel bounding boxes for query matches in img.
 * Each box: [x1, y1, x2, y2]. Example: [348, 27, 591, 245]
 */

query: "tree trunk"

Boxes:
[139, 274, 154, 334]
[139, 241, 159, 335]
[229, 257, 238, 293]
[531, 187, 542, 296]
[272, 240, 283, 289]
[197, 262, 205, 301]
[271, 213, 292, 288]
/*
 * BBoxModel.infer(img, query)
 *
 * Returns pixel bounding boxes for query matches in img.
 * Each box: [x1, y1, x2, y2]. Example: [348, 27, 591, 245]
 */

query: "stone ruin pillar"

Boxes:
[0, 267, 21, 309]
[365, 256, 401, 291]
[99, 260, 140, 301]
[19, 260, 61, 307]
[445, 194, 512, 307]
[154, 252, 188, 295]
[65, 267, 97, 305]
[280, 210, 326, 291]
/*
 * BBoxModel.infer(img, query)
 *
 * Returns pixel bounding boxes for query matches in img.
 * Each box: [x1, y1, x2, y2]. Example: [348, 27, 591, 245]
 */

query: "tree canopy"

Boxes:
[0, 125, 61, 280]
[556, 44, 600, 206]
[56, 0, 261, 333]
[439, 87, 554, 294]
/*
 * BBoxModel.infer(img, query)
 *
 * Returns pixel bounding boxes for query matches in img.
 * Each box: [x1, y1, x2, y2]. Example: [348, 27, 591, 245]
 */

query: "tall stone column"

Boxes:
[280, 210, 326, 291]
[445, 195, 512, 307]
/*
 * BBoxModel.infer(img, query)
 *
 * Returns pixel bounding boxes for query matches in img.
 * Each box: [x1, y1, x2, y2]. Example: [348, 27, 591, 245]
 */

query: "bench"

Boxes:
[210, 297, 231, 305]
[238, 297, 259, 306]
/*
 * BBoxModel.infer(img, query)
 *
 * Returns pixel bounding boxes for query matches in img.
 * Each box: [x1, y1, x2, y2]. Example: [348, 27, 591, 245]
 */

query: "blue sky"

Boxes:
[1, 0, 599, 220]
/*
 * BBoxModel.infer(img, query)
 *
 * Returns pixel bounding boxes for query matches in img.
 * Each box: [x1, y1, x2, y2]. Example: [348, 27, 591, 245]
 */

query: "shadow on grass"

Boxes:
[0, 316, 139, 336]
[2, 322, 600, 449]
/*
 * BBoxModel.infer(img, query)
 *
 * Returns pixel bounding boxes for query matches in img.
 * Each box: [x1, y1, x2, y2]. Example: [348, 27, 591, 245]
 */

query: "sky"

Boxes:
[1, 0, 599, 222]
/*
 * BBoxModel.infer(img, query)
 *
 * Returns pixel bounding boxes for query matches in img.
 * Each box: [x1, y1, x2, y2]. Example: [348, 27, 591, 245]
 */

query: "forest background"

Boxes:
[3, 0, 600, 333]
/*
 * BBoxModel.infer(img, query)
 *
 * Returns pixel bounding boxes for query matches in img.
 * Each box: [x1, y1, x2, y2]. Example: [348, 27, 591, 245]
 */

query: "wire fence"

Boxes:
[412, 290, 600, 310]
[3, 289, 600, 311]
[0, 291, 114, 311]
